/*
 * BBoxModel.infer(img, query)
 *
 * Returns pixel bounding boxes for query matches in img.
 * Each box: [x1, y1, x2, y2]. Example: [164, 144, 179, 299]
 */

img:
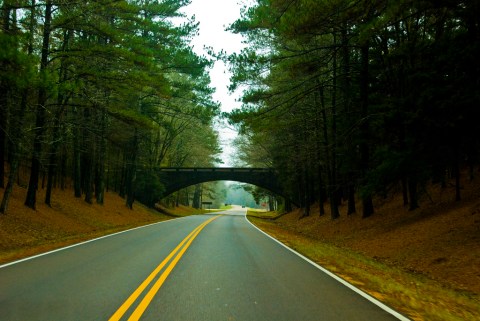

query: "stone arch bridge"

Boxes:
[157, 167, 288, 201]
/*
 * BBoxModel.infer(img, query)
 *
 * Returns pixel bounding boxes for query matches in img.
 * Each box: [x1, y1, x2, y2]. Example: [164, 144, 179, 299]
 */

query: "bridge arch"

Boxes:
[157, 167, 290, 202]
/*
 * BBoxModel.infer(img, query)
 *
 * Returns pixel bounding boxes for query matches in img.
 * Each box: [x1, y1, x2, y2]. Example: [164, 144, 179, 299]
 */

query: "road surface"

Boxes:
[0, 207, 409, 320]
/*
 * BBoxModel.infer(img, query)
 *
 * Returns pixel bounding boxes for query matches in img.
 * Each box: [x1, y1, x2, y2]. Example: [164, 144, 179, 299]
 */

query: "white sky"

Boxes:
[181, 0, 247, 167]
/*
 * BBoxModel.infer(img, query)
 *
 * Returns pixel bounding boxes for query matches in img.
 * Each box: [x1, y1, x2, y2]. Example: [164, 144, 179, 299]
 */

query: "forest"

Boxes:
[0, 0, 222, 214]
[2, 0, 480, 219]
[225, 0, 480, 218]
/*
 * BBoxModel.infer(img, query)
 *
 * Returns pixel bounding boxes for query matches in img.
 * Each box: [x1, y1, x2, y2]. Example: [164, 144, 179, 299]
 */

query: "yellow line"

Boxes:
[127, 215, 221, 321]
[108, 225, 201, 321]
[108, 215, 221, 321]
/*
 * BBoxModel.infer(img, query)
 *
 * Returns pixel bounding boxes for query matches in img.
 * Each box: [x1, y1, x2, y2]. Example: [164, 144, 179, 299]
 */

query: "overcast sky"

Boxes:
[181, 0, 248, 166]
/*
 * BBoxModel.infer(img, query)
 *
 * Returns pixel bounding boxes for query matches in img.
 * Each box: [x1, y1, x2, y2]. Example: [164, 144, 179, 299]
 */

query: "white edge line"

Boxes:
[244, 214, 411, 321]
[0, 216, 186, 269]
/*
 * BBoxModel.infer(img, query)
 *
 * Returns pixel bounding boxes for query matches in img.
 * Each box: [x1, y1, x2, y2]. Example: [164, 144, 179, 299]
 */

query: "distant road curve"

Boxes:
[0, 207, 410, 320]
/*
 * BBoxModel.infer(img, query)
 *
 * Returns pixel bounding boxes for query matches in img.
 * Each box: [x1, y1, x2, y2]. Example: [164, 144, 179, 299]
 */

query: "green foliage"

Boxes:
[224, 0, 480, 215]
[135, 171, 166, 208]
[0, 0, 221, 212]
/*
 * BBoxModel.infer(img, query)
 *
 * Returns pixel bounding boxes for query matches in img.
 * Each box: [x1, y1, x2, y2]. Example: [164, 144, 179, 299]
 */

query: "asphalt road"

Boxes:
[0, 207, 409, 321]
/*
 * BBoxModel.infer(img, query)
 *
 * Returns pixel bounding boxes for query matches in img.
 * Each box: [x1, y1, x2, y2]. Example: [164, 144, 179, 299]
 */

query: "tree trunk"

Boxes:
[184, 188, 190, 206]
[192, 184, 201, 209]
[175, 192, 180, 207]
[83, 108, 94, 204]
[0, 157, 18, 214]
[95, 107, 107, 204]
[401, 176, 409, 206]
[347, 175, 356, 215]
[0, 92, 5, 189]
[302, 166, 310, 217]
[118, 152, 126, 198]
[359, 41, 374, 218]
[60, 148, 66, 190]
[319, 85, 337, 219]
[73, 110, 82, 197]
[284, 198, 292, 212]
[125, 128, 138, 209]
[83, 150, 94, 204]
[268, 196, 274, 212]
[45, 119, 62, 206]
[454, 153, 461, 202]
[408, 177, 419, 211]
[1, 1, 35, 213]
[45, 34, 70, 205]
[341, 26, 356, 216]
[330, 36, 340, 220]
[105, 155, 110, 193]
[0, 90, 28, 213]
[314, 81, 325, 217]
[0, 0, 12, 189]
[318, 168, 325, 216]
[25, 0, 52, 209]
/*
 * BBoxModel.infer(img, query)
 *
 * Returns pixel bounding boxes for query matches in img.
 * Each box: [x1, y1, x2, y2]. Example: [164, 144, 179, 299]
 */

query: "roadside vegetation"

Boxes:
[247, 178, 480, 321]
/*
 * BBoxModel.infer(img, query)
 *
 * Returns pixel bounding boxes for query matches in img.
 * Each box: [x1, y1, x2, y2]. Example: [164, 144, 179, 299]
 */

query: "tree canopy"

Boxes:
[225, 0, 480, 218]
[0, 0, 221, 213]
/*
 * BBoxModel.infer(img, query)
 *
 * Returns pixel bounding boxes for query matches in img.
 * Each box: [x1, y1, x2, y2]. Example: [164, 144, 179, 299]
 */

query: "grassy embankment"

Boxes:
[247, 179, 480, 321]
[0, 186, 226, 265]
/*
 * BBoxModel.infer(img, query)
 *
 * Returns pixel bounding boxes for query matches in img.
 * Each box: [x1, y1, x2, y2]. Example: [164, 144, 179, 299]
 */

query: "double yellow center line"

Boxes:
[109, 215, 222, 321]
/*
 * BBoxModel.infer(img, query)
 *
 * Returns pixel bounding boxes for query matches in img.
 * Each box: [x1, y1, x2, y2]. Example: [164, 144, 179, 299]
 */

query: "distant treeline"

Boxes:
[226, 0, 480, 218]
[0, 0, 221, 214]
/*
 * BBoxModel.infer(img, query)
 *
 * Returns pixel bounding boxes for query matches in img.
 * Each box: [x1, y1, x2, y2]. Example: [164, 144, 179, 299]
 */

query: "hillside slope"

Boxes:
[270, 191, 480, 294]
[0, 186, 171, 265]
[249, 178, 480, 320]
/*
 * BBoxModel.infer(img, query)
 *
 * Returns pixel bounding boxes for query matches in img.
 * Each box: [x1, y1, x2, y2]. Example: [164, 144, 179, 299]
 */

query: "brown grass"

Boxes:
[247, 176, 480, 320]
[0, 186, 172, 265]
